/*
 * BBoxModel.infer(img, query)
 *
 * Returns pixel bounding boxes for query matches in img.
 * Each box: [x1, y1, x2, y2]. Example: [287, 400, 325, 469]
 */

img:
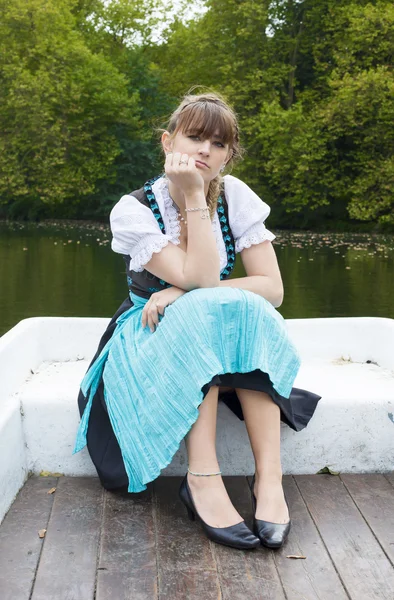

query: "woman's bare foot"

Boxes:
[253, 471, 290, 524]
[187, 473, 244, 528]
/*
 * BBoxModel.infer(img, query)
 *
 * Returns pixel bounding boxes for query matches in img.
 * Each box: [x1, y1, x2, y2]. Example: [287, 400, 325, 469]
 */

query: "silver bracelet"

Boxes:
[185, 207, 210, 219]
[184, 207, 209, 212]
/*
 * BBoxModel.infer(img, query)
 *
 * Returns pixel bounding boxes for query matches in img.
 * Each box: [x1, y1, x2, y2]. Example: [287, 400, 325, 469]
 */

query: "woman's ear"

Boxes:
[161, 131, 172, 154]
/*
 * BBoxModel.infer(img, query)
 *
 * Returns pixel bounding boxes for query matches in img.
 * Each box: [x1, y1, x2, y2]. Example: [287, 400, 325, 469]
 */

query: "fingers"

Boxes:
[165, 151, 175, 171]
[166, 152, 191, 169]
[148, 304, 159, 332]
[165, 151, 202, 195]
[142, 299, 165, 333]
[156, 304, 165, 316]
[179, 153, 189, 167]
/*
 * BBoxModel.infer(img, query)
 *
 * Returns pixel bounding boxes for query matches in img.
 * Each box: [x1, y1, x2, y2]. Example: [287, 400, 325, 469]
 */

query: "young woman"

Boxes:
[74, 92, 321, 551]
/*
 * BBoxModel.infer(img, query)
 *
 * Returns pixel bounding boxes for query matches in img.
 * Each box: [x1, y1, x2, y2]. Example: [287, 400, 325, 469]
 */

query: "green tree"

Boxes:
[153, 0, 393, 229]
[72, 0, 175, 217]
[256, 1, 394, 227]
[0, 0, 141, 218]
[1, 0, 392, 227]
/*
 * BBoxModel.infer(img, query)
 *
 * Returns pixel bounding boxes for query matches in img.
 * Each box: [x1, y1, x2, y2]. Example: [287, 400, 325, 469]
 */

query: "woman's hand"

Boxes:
[142, 286, 186, 333]
[165, 152, 205, 198]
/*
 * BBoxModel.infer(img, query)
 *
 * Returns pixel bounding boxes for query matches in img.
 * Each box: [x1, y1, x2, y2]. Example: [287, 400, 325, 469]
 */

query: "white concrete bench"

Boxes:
[1, 315, 393, 524]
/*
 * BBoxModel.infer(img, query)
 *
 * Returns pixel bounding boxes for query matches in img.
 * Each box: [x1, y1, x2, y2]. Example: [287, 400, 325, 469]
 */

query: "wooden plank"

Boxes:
[31, 477, 103, 600]
[154, 476, 220, 600]
[96, 486, 157, 600]
[214, 476, 285, 600]
[341, 474, 394, 565]
[296, 474, 394, 600]
[385, 472, 394, 488]
[0, 476, 57, 600]
[271, 476, 348, 600]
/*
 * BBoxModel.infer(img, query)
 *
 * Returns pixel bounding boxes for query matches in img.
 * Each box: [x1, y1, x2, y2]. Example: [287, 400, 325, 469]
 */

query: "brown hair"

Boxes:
[162, 91, 243, 219]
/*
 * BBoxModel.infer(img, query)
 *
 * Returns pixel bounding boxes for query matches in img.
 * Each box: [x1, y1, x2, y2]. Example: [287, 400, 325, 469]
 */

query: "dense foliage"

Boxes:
[0, 0, 392, 229]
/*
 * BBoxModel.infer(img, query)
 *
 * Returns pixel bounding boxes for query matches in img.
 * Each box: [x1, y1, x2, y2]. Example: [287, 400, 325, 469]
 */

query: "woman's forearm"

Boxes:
[182, 191, 221, 288]
[176, 275, 283, 307]
[217, 276, 284, 308]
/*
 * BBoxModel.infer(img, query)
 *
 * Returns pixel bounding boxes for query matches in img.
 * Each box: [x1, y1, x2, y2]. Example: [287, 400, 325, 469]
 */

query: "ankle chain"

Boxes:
[187, 467, 222, 477]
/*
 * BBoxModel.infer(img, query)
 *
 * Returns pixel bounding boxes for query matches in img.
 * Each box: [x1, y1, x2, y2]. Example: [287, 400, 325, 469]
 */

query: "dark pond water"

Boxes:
[1, 221, 393, 336]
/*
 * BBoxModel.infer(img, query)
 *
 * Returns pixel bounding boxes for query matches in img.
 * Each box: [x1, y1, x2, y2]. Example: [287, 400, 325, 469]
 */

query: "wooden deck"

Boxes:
[0, 474, 394, 600]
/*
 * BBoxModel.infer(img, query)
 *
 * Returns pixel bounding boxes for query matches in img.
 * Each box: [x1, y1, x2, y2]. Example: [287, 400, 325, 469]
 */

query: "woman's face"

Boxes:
[162, 129, 231, 183]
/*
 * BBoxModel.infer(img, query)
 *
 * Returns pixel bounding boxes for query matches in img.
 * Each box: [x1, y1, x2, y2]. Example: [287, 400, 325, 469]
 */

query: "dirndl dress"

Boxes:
[74, 176, 321, 493]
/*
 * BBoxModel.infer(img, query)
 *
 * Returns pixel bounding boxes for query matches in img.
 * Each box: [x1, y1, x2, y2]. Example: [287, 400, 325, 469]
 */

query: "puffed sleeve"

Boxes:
[110, 194, 172, 272]
[224, 175, 276, 253]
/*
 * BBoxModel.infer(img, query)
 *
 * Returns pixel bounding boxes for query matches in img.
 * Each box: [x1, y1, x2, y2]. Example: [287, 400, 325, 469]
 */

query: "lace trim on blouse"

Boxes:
[158, 178, 181, 244]
[211, 213, 229, 272]
[129, 234, 171, 273]
[153, 177, 229, 273]
[235, 221, 276, 253]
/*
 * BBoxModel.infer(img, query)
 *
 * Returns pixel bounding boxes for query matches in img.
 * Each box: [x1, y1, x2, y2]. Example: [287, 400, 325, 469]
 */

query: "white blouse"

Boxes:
[110, 174, 275, 274]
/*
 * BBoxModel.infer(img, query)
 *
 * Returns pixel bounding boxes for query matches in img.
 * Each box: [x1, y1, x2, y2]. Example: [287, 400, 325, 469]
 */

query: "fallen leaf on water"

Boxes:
[38, 529, 47, 539]
[286, 555, 306, 559]
[47, 487, 56, 495]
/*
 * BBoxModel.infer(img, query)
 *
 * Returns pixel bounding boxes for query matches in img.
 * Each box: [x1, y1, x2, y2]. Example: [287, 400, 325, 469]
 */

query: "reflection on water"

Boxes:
[0, 221, 393, 336]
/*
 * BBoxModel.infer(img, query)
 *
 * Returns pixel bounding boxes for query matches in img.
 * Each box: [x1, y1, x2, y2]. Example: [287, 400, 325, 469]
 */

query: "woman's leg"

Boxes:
[236, 388, 289, 524]
[184, 385, 244, 528]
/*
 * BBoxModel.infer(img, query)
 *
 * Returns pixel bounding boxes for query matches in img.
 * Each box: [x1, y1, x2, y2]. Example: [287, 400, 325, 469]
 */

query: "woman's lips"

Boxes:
[195, 160, 209, 169]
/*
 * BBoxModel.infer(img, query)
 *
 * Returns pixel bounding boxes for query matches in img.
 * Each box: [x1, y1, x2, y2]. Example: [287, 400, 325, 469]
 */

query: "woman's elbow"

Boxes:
[273, 294, 283, 308]
[270, 280, 284, 308]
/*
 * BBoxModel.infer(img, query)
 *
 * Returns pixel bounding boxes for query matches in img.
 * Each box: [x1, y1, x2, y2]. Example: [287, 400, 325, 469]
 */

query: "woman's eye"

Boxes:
[188, 135, 224, 148]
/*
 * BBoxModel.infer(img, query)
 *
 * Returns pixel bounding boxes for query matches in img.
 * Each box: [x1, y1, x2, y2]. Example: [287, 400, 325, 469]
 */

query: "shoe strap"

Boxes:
[187, 467, 222, 477]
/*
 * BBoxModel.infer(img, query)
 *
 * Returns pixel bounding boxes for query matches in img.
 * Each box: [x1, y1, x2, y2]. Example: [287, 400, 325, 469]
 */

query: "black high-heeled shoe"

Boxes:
[179, 474, 260, 550]
[249, 474, 291, 549]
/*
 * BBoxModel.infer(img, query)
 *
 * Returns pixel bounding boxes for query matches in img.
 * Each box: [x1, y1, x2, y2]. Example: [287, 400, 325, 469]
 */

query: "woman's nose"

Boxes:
[198, 140, 211, 155]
